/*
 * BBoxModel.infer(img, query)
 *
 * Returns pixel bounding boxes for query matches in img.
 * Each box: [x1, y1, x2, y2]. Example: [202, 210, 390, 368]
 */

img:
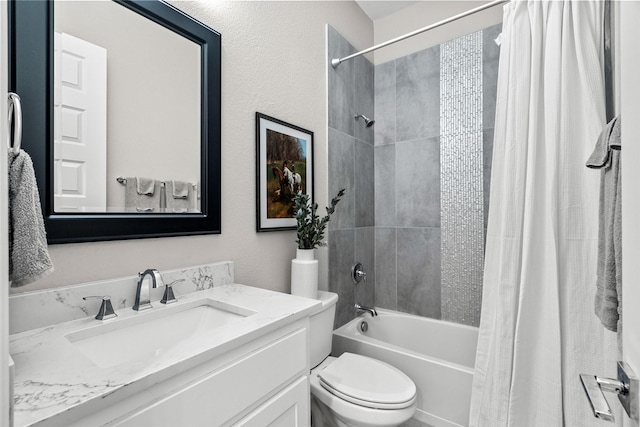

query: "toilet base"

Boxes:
[311, 394, 415, 427]
[310, 357, 416, 427]
[311, 394, 342, 427]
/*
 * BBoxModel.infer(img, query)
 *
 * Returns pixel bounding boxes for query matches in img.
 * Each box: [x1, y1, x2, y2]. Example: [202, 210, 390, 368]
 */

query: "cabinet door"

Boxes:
[112, 328, 307, 426]
[234, 376, 309, 427]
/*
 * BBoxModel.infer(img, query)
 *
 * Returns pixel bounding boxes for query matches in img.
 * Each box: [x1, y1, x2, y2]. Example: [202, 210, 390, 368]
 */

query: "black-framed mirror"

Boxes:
[9, 0, 221, 243]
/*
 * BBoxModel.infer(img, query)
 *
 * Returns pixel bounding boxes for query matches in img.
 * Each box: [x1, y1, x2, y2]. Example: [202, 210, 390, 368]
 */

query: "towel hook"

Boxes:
[7, 93, 22, 154]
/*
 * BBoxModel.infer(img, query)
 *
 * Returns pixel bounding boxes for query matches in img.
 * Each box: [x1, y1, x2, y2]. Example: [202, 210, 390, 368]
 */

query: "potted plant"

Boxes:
[290, 189, 345, 298]
[293, 188, 345, 250]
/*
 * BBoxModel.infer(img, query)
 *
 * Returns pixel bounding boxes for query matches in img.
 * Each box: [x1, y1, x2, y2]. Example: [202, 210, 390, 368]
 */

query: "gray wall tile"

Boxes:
[329, 229, 356, 328]
[397, 227, 441, 319]
[328, 128, 355, 230]
[375, 61, 396, 146]
[396, 46, 440, 141]
[354, 55, 375, 145]
[482, 24, 502, 129]
[355, 227, 375, 308]
[355, 139, 374, 227]
[396, 137, 440, 228]
[374, 144, 396, 227]
[482, 23, 503, 62]
[375, 227, 397, 310]
[328, 26, 355, 136]
[483, 128, 494, 230]
[482, 23, 497, 228]
[327, 27, 375, 331]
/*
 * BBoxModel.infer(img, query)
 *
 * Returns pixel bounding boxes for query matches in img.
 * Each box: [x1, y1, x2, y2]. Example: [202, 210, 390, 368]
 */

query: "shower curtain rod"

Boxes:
[331, 0, 509, 68]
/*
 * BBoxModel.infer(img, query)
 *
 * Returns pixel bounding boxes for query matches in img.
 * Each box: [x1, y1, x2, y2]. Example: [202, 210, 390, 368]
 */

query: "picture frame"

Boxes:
[256, 112, 314, 232]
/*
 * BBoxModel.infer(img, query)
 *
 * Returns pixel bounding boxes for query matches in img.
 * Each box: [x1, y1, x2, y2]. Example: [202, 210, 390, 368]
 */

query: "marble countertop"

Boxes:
[10, 284, 321, 427]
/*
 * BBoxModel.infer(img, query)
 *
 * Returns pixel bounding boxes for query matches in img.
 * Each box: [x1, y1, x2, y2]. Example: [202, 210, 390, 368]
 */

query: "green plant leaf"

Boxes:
[292, 188, 345, 249]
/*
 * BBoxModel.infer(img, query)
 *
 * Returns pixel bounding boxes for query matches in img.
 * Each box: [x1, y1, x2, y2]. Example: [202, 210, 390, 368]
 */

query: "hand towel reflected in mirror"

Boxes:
[166, 180, 193, 213]
[124, 177, 162, 212]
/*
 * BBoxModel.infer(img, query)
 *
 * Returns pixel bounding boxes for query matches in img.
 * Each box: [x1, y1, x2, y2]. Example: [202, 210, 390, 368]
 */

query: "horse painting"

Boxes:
[272, 166, 292, 201]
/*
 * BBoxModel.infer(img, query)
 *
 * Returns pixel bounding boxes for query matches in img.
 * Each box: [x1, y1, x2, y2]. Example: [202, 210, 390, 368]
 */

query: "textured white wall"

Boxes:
[13, 1, 373, 294]
[373, 1, 502, 64]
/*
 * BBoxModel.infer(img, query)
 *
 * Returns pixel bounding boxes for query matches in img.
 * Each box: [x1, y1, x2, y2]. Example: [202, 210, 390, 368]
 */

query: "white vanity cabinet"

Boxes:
[66, 319, 311, 427]
[11, 282, 320, 427]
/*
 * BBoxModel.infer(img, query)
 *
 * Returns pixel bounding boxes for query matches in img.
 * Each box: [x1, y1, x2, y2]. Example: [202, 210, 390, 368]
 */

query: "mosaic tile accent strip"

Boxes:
[440, 31, 484, 326]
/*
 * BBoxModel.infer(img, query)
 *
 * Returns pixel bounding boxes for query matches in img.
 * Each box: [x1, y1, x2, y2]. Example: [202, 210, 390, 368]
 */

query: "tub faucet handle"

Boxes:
[83, 295, 117, 321]
[352, 262, 367, 284]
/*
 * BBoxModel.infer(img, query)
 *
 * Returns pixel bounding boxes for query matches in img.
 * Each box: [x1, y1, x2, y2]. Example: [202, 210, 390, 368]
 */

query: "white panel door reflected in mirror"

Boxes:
[54, 32, 107, 212]
[53, 0, 201, 213]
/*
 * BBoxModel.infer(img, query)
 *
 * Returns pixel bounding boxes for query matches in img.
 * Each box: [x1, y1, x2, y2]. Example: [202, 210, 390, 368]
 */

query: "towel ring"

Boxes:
[7, 93, 22, 154]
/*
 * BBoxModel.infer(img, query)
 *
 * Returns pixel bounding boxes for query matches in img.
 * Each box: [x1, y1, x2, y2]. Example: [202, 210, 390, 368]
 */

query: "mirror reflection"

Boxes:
[53, 0, 201, 213]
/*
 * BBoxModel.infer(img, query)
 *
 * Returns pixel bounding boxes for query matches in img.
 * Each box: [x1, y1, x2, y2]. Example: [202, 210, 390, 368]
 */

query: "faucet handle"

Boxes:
[83, 295, 117, 320]
[352, 262, 367, 283]
[160, 279, 184, 304]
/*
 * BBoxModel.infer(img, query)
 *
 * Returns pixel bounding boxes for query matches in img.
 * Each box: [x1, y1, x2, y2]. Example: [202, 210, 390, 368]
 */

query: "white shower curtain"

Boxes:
[469, 1, 620, 426]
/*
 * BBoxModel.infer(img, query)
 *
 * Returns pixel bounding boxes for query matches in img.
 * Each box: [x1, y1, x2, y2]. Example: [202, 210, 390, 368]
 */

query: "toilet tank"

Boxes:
[309, 291, 338, 368]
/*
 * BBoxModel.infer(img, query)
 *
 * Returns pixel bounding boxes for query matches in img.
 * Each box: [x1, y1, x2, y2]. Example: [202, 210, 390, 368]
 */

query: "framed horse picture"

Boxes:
[256, 112, 314, 232]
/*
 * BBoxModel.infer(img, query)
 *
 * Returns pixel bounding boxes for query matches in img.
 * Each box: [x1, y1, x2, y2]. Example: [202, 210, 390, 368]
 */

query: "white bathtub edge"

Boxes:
[414, 408, 465, 427]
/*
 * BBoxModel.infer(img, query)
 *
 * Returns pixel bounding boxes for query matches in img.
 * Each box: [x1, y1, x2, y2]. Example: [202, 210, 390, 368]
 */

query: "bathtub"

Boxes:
[332, 309, 479, 427]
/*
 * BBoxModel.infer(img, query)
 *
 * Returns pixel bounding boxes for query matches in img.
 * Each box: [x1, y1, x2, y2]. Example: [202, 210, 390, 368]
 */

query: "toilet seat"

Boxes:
[317, 353, 416, 410]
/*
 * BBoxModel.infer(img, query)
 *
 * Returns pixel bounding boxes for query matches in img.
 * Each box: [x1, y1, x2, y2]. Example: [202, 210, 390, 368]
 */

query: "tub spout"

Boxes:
[355, 303, 377, 317]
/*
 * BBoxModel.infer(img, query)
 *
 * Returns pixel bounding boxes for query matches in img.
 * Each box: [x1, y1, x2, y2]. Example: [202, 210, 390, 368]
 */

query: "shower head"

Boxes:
[354, 113, 375, 128]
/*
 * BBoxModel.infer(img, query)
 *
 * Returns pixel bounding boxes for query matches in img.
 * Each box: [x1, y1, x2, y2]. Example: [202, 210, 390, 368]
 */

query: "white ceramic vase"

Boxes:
[291, 248, 318, 299]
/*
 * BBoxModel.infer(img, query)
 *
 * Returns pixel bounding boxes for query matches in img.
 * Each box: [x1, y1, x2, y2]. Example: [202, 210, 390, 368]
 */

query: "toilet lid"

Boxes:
[317, 353, 416, 410]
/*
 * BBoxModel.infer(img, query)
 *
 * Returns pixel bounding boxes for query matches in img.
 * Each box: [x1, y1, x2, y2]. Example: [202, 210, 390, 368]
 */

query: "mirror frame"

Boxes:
[9, 0, 221, 243]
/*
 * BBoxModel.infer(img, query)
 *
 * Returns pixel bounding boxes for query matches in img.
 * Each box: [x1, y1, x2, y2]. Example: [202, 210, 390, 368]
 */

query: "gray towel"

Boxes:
[586, 116, 622, 332]
[125, 177, 161, 212]
[8, 150, 54, 287]
[136, 177, 155, 195]
[171, 180, 189, 199]
[165, 181, 191, 212]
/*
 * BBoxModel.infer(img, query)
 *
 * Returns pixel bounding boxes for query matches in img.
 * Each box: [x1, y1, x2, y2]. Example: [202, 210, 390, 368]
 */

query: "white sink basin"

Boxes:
[65, 298, 255, 368]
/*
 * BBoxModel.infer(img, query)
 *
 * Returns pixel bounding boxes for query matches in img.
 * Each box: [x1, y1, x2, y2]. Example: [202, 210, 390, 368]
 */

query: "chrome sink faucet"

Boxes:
[133, 269, 164, 311]
[355, 303, 377, 317]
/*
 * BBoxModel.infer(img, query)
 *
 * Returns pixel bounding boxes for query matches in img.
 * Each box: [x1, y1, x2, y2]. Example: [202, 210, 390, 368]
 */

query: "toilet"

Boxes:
[309, 291, 417, 427]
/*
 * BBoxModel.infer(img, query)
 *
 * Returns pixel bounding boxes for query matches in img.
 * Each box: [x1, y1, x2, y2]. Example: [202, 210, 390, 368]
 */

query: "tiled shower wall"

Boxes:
[327, 26, 376, 328]
[373, 24, 502, 327]
[327, 24, 501, 328]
